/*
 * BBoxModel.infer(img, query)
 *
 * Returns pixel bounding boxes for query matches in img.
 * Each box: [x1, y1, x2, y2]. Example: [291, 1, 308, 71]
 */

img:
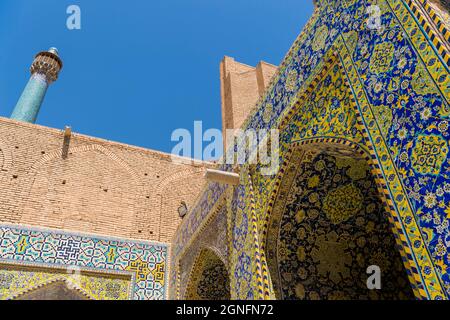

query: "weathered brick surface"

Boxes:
[220, 56, 277, 149]
[0, 117, 214, 243]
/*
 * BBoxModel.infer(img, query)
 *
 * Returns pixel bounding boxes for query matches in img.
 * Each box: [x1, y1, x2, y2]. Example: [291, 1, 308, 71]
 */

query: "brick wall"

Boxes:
[0, 117, 214, 243]
[220, 56, 277, 149]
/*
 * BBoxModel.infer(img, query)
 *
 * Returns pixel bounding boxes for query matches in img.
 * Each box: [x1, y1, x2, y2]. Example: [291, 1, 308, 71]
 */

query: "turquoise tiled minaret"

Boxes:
[11, 47, 63, 123]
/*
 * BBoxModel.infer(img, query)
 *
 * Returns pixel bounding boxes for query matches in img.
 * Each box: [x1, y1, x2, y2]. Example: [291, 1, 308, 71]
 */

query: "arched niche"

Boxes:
[21, 145, 141, 237]
[184, 247, 230, 300]
[265, 141, 416, 300]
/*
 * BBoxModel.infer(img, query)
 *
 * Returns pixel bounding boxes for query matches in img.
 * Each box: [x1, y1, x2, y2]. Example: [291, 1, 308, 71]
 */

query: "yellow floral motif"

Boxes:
[309, 192, 319, 204]
[0, 268, 131, 300]
[435, 239, 446, 257]
[307, 175, 320, 188]
[342, 0, 357, 8]
[309, 291, 320, 300]
[372, 104, 393, 138]
[369, 42, 395, 74]
[366, 221, 376, 233]
[315, 159, 326, 171]
[310, 232, 352, 284]
[295, 283, 305, 299]
[346, 159, 368, 180]
[285, 69, 298, 92]
[343, 30, 358, 54]
[322, 184, 364, 224]
[263, 102, 273, 124]
[296, 247, 306, 262]
[277, 241, 290, 262]
[335, 157, 368, 180]
[328, 291, 346, 300]
[411, 64, 438, 96]
[290, 60, 364, 145]
[312, 25, 329, 52]
[411, 134, 449, 175]
[295, 209, 306, 223]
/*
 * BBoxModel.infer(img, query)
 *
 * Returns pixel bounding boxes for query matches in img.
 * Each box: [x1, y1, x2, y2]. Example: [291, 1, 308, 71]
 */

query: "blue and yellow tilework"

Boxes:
[170, 0, 450, 300]
[0, 224, 168, 300]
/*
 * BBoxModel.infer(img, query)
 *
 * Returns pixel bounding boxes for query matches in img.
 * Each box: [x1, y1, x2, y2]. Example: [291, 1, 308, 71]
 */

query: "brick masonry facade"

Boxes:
[0, 117, 214, 243]
[220, 56, 278, 149]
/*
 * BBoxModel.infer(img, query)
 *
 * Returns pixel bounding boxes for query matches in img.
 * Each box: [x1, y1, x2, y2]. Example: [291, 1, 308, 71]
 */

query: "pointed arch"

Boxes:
[10, 278, 94, 300]
[263, 139, 417, 300]
[19, 144, 145, 238]
[184, 247, 230, 300]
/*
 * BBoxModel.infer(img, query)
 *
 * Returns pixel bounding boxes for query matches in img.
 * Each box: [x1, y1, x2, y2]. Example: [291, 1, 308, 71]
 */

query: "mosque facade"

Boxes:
[0, 0, 449, 300]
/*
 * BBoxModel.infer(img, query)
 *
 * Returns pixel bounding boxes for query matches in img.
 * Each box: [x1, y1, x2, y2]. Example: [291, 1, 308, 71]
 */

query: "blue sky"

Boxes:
[0, 0, 314, 158]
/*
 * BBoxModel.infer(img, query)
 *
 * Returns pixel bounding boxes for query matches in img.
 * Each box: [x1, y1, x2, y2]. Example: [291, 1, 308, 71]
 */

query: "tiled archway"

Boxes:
[265, 143, 415, 299]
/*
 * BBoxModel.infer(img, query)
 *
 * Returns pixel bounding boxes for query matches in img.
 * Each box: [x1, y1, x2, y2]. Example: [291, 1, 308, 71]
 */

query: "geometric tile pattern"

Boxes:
[0, 224, 168, 300]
